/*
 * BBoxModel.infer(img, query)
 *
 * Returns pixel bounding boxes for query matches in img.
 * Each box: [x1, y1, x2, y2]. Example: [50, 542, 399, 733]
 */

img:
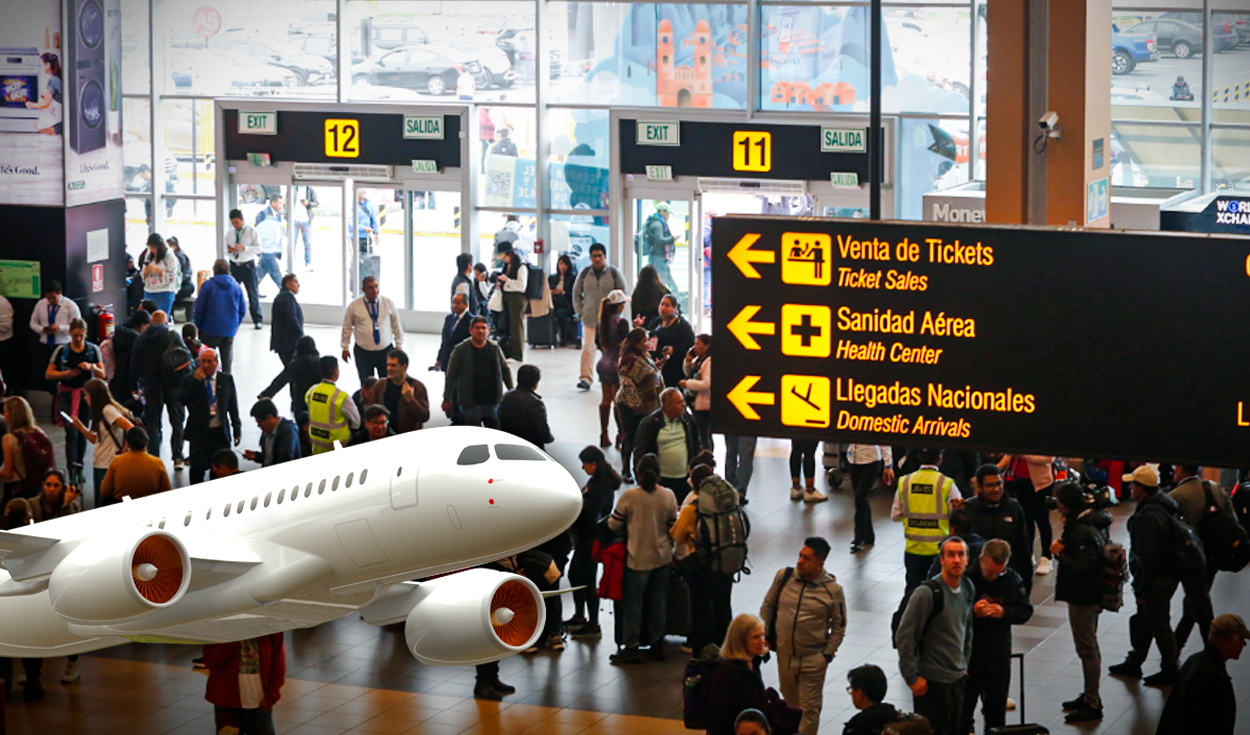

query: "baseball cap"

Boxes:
[606, 289, 631, 304]
[1122, 465, 1159, 487]
[1210, 614, 1250, 640]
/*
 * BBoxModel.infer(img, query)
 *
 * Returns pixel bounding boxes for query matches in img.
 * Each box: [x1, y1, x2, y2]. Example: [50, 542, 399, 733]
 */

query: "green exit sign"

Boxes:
[831, 172, 860, 188]
[645, 165, 673, 181]
[239, 111, 277, 135]
[412, 159, 439, 174]
[637, 121, 679, 146]
[404, 116, 443, 140]
[821, 127, 866, 153]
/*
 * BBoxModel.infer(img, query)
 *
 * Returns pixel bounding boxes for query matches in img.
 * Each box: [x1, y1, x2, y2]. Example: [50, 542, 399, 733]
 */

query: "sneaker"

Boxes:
[523, 645, 539, 654]
[1005, 697, 1015, 711]
[571, 624, 602, 638]
[473, 684, 503, 701]
[547, 634, 565, 651]
[577, 379, 591, 391]
[790, 486, 804, 501]
[173, 459, 185, 471]
[1143, 667, 1177, 687]
[563, 615, 588, 630]
[492, 680, 516, 694]
[1062, 694, 1088, 711]
[1064, 705, 1104, 723]
[192, 657, 206, 669]
[850, 542, 865, 553]
[1109, 661, 1143, 679]
[1035, 557, 1053, 575]
[254, 323, 263, 330]
[609, 647, 644, 664]
[61, 662, 80, 683]
[803, 489, 828, 503]
[622, 474, 634, 484]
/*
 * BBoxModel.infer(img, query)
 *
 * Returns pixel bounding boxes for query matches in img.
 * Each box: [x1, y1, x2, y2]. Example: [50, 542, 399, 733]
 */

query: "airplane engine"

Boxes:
[48, 529, 191, 625]
[404, 569, 544, 666]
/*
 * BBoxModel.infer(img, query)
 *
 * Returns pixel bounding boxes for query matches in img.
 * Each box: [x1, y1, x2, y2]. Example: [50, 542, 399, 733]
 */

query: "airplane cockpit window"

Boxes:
[457, 445, 490, 465]
[495, 444, 545, 461]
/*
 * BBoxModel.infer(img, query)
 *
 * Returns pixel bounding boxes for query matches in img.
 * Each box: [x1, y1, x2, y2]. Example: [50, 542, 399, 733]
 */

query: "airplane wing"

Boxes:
[0, 530, 60, 559]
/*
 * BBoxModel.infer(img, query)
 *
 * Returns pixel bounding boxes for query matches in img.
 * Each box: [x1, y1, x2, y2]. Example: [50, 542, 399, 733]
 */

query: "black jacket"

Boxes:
[963, 496, 1034, 592]
[437, 311, 472, 370]
[264, 353, 322, 415]
[965, 563, 1032, 664]
[181, 370, 241, 445]
[269, 289, 304, 357]
[549, 271, 575, 311]
[259, 417, 301, 467]
[451, 272, 481, 315]
[842, 703, 902, 735]
[632, 409, 702, 478]
[576, 468, 620, 539]
[1156, 644, 1235, 735]
[1128, 490, 1181, 585]
[110, 325, 141, 396]
[647, 315, 695, 390]
[130, 323, 170, 394]
[498, 387, 553, 449]
[1055, 507, 1112, 606]
[705, 659, 768, 735]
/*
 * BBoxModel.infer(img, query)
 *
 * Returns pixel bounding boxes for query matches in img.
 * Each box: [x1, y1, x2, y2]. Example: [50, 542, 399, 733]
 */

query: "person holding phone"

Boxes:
[68, 379, 135, 508]
[46, 318, 105, 475]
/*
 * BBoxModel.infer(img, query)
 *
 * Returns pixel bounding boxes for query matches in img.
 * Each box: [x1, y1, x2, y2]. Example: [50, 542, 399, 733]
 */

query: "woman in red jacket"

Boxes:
[203, 633, 286, 735]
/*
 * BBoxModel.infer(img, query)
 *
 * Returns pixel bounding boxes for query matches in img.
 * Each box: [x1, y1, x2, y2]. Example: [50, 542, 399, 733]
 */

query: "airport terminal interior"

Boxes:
[3, 0, 1250, 733]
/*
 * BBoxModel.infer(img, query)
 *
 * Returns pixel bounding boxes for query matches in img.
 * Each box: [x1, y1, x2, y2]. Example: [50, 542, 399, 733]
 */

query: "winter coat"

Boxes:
[593, 540, 626, 600]
[705, 659, 768, 735]
[498, 386, 553, 449]
[963, 496, 1034, 592]
[842, 703, 903, 735]
[965, 563, 1033, 665]
[1055, 508, 1113, 607]
[1157, 644, 1236, 735]
[1128, 490, 1182, 585]
[193, 274, 247, 339]
[572, 264, 625, 322]
[759, 567, 847, 658]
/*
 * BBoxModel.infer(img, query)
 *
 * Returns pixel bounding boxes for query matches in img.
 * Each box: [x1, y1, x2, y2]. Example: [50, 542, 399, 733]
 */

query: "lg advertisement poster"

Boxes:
[0, 0, 123, 207]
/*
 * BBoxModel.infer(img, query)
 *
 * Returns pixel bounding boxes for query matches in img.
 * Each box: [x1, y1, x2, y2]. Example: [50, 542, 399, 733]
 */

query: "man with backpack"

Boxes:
[1109, 465, 1196, 687]
[759, 536, 846, 735]
[895, 536, 974, 735]
[1170, 464, 1229, 650]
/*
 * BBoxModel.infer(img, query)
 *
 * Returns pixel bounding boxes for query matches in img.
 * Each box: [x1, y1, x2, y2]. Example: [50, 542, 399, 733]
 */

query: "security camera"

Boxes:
[1038, 111, 1059, 129]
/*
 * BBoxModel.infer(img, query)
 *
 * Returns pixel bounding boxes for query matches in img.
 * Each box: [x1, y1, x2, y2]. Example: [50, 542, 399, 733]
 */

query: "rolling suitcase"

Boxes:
[987, 653, 1048, 735]
[527, 313, 557, 349]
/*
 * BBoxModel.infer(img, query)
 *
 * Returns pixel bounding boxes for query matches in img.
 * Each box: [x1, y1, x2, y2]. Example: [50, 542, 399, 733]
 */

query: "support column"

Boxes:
[985, 0, 1031, 224]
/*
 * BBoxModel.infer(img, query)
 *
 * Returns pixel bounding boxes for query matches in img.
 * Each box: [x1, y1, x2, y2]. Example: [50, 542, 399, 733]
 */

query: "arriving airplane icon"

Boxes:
[0, 427, 582, 667]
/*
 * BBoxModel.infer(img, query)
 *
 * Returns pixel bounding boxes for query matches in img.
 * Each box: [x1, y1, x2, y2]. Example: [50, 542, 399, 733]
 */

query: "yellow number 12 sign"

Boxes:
[325, 119, 360, 158]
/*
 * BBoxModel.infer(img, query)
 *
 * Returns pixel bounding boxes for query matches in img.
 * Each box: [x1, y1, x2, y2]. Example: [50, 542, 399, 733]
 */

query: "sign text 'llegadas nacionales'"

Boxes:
[710, 216, 1250, 466]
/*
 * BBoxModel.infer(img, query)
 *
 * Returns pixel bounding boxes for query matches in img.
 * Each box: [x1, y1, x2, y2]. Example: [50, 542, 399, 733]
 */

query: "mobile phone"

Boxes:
[59, 411, 73, 423]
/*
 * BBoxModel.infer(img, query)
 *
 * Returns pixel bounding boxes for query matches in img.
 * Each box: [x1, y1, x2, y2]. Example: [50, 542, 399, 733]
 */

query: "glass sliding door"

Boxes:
[411, 190, 463, 313]
[630, 196, 692, 322]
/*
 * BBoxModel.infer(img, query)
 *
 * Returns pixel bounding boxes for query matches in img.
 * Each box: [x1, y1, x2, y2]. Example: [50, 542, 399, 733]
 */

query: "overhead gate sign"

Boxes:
[711, 216, 1250, 466]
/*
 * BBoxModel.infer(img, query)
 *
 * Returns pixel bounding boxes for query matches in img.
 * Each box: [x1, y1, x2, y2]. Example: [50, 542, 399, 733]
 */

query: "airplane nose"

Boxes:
[543, 464, 584, 533]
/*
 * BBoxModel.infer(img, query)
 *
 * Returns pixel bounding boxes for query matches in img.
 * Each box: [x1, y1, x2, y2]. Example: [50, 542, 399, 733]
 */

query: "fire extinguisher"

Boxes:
[96, 304, 115, 340]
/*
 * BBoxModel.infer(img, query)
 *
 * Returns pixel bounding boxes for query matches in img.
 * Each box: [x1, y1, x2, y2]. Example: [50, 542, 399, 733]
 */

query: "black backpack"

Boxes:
[524, 263, 545, 300]
[1164, 507, 1207, 579]
[682, 655, 721, 730]
[890, 578, 946, 648]
[160, 346, 194, 399]
[1197, 480, 1250, 572]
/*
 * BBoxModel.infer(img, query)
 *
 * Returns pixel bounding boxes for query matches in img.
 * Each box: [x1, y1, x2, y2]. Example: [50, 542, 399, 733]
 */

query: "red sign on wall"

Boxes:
[91, 264, 104, 293]
[192, 6, 222, 38]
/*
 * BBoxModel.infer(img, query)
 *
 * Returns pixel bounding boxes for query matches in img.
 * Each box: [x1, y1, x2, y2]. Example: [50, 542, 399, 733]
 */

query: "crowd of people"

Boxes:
[1, 236, 1247, 735]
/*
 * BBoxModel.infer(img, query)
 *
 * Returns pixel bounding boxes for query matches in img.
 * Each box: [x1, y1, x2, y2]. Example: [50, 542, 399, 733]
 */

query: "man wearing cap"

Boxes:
[1109, 465, 1184, 686]
[571, 242, 625, 391]
[642, 202, 680, 298]
[1156, 613, 1247, 734]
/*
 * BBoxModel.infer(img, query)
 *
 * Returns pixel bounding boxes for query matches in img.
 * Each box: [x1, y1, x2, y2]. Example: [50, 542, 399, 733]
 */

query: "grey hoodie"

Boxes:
[759, 567, 846, 658]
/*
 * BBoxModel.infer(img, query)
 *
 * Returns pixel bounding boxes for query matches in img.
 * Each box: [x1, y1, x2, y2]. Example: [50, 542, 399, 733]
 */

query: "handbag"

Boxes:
[764, 687, 803, 735]
[487, 286, 504, 313]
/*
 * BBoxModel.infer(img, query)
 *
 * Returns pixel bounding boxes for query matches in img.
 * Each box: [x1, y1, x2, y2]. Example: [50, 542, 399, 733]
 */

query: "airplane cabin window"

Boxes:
[206, 508, 212, 520]
[396, 467, 403, 477]
[224, 504, 231, 517]
[495, 444, 546, 461]
[237, 500, 245, 514]
[184, 512, 192, 527]
[278, 489, 286, 504]
[158, 519, 166, 529]
[360, 468, 368, 484]
[457, 445, 490, 465]
[332, 475, 341, 491]
[318, 479, 326, 495]
[306, 482, 313, 498]
[264, 492, 272, 508]
[250, 496, 259, 511]
[346, 472, 354, 488]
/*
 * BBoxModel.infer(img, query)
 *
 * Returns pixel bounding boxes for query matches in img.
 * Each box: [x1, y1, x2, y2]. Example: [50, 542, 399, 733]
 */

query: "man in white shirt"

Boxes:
[254, 195, 286, 296]
[224, 208, 263, 329]
[847, 444, 895, 553]
[341, 276, 403, 385]
[30, 280, 82, 395]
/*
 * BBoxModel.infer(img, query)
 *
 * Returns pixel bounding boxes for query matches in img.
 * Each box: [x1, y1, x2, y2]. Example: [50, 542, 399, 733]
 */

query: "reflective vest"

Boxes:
[307, 381, 350, 454]
[898, 467, 955, 556]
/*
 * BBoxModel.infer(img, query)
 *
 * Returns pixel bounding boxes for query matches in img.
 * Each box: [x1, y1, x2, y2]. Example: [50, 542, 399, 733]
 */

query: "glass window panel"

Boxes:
[479, 106, 537, 203]
[549, 108, 610, 211]
[974, 3, 987, 119]
[291, 184, 345, 308]
[347, 1, 536, 104]
[409, 190, 464, 313]
[1210, 127, 1250, 191]
[355, 186, 408, 306]
[550, 3, 748, 108]
[122, 0, 150, 95]
[883, 7, 972, 114]
[1109, 123, 1200, 189]
[1213, 13, 1250, 112]
[477, 212, 538, 268]
[125, 196, 152, 242]
[897, 117, 977, 220]
[164, 100, 215, 196]
[1110, 7, 1242, 113]
[162, 0, 336, 98]
[164, 199, 218, 288]
[123, 98, 152, 209]
[548, 213, 608, 278]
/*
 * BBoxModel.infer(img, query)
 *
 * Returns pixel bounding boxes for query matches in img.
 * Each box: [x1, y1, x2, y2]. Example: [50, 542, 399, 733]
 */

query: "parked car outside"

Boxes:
[444, 40, 517, 88]
[1159, 12, 1245, 48]
[1121, 18, 1233, 57]
[354, 45, 481, 95]
[1112, 24, 1158, 75]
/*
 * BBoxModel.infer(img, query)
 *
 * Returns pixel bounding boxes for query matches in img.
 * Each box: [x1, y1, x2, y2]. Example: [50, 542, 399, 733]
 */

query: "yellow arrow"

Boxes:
[727, 305, 775, 350]
[727, 376, 775, 420]
[727, 233, 774, 279]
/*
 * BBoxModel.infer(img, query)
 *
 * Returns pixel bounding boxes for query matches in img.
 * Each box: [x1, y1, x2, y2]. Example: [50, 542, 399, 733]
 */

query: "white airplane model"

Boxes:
[0, 426, 582, 666]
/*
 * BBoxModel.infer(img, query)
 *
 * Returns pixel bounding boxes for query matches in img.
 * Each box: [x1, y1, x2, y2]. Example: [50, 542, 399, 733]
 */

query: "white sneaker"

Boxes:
[790, 486, 804, 501]
[61, 662, 80, 683]
[1036, 557, 1053, 575]
[1006, 697, 1016, 711]
[803, 489, 828, 503]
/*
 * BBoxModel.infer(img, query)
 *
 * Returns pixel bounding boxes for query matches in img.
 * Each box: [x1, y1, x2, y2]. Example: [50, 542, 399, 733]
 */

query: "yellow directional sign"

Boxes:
[727, 233, 774, 279]
[781, 232, 831, 286]
[733, 131, 772, 172]
[727, 376, 775, 420]
[727, 305, 775, 350]
[780, 305, 831, 357]
[324, 119, 360, 158]
[781, 375, 830, 428]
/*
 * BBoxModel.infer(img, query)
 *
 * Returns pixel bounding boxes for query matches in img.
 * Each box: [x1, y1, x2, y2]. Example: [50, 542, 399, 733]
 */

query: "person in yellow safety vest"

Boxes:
[892, 447, 964, 594]
[305, 355, 360, 454]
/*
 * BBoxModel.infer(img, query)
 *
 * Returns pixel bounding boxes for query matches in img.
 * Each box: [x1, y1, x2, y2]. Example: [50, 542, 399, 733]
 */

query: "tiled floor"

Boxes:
[5, 322, 1250, 734]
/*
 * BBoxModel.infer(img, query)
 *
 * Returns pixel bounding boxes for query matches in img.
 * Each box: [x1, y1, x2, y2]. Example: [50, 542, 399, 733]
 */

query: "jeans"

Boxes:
[621, 565, 669, 648]
[570, 534, 601, 626]
[1068, 603, 1102, 708]
[294, 219, 312, 265]
[1126, 576, 1180, 669]
[58, 390, 89, 468]
[850, 460, 883, 544]
[776, 649, 830, 735]
[458, 404, 500, 429]
[165, 399, 186, 461]
[913, 675, 966, 735]
[353, 344, 390, 385]
[723, 435, 757, 499]
[789, 440, 819, 480]
[960, 659, 1009, 735]
[202, 334, 235, 374]
[231, 261, 262, 325]
[213, 707, 276, 735]
[687, 570, 733, 656]
[649, 255, 680, 303]
[144, 291, 176, 315]
[692, 409, 712, 453]
[258, 253, 284, 293]
[142, 383, 166, 458]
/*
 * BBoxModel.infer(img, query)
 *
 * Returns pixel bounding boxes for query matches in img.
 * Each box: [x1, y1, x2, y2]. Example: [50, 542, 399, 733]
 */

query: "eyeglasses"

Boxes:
[846, 686, 856, 694]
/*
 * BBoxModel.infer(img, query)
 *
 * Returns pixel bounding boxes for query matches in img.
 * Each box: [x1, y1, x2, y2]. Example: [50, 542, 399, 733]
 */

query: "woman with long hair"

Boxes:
[497, 248, 529, 361]
[139, 233, 182, 315]
[595, 290, 631, 449]
[616, 328, 662, 482]
[565, 445, 622, 638]
[0, 397, 54, 501]
[705, 614, 771, 735]
[25, 53, 62, 136]
[680, 333, 713, 451]
[549, 254, 579, 347]
[45, 318, 106, 475]
[606, 454, 677, 664]
[631, 264, 669, 328]
[69, 378, 135, 507]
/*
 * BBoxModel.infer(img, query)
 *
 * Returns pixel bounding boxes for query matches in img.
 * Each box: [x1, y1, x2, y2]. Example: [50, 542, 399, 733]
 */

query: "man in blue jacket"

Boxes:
[194, 259, 247, 373]
[245, 399, 301, 467]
